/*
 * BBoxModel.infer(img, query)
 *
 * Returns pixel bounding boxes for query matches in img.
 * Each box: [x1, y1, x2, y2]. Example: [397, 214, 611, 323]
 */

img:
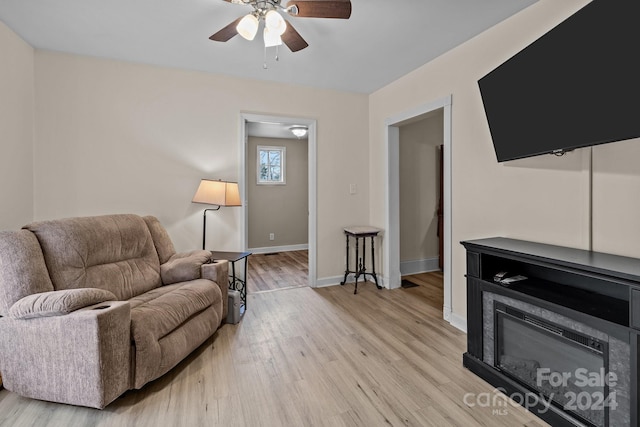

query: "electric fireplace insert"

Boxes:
[495, 302, 609, 427]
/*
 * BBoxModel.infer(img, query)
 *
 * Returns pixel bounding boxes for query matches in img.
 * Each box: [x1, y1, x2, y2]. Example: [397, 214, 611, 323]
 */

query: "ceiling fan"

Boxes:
[209, 0, 352, 52]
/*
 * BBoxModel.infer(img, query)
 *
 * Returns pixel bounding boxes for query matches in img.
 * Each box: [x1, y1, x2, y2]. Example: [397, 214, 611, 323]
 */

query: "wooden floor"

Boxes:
[247, 250, 309, 293]
[402, 271, 444, 311]
[0, 284, 548, 427]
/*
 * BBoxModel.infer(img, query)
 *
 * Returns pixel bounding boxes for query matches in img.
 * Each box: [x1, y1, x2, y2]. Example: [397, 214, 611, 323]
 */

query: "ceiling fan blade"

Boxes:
[209, 17, 243, 42]
[282, 21, 309, 52]
[287, 0, 351, 19]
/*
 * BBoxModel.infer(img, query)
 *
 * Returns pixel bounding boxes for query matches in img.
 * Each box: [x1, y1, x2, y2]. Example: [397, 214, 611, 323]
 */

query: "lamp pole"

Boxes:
[202, 206, 221, 250]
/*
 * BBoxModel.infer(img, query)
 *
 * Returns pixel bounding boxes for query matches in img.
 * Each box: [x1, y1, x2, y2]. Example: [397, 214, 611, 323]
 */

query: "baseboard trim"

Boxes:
[314, 275, 390, 292]
[449, 312, 467, 333]
[248, 244, 308, 254]
[400, 257, 439, 276]
[314, 274, 388, 289]
[315, 275, 345, 288]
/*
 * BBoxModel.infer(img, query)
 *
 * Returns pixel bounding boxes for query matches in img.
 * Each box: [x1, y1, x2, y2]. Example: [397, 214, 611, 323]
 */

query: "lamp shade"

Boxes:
[265, 10, 287, 36]
[263, 27, 283, 48]
[192, 179, 241, 207]
[236, 14, 259, 41]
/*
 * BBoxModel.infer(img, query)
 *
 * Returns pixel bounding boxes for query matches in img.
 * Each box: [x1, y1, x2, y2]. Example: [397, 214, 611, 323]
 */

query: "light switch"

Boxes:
[349, 184, 357, 195]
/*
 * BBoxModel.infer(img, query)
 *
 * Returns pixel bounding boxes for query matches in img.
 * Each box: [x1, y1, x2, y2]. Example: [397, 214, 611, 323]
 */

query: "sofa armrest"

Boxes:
[202, 260, 229, 320]
[0, 301, 131, 409]
[9, 288, 117, 319]
[160, 250, 213, 285]
[201, 259, 228, 284]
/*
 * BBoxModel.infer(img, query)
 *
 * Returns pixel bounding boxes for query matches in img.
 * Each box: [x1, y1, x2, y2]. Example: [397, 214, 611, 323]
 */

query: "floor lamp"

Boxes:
[192, 179, 241, 250]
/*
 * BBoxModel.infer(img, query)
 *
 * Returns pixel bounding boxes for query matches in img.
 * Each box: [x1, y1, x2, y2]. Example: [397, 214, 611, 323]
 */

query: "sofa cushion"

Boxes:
[9, 288, 117, 319]
[129, 279, 222, 388]
[0, 230, 55, 316]
[143, 216, 176, 264]
[24, 214, 162, 301]
[160, 250, 212, 285]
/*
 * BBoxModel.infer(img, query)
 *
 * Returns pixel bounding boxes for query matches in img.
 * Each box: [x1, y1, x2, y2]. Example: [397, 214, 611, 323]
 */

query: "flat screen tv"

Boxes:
[478, 0, 640, 162]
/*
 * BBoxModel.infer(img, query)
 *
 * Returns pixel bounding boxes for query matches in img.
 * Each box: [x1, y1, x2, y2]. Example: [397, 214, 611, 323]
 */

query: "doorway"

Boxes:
[384, 95, 453, 323]
[397, 110, 445, 309]
[239, 113, 317, 289]
[398, 110, 444, 274]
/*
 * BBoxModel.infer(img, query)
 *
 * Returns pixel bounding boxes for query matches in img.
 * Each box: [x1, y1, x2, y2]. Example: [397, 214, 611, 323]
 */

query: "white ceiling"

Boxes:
[248, 120, 309, 139]
[0, 0, 536, 94]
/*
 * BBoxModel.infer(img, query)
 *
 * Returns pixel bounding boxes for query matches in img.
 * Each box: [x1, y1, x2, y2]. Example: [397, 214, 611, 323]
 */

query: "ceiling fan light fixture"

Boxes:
[265, 10, 287, 36]
[236, 13, 259, 41]
[289, 125, 308, 138]
[211, 0, 352, 54]
[264, 27, 283, 47]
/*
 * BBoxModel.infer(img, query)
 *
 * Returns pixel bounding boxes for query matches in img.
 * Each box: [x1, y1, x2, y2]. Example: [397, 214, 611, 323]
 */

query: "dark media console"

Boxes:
[462, 238, 640, 427]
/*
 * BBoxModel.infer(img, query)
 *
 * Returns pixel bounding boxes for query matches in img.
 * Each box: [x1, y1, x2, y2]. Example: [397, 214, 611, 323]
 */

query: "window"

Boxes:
[257, 146, 286, 185]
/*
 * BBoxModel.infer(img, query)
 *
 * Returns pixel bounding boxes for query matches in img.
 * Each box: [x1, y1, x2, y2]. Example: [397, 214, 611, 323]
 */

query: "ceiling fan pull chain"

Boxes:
[275, 45, 279, 62]
[263, 45, 268, 69]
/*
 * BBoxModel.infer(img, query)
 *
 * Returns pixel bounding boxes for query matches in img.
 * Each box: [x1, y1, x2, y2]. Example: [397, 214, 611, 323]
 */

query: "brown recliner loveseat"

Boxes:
[0, 214, 228, 408]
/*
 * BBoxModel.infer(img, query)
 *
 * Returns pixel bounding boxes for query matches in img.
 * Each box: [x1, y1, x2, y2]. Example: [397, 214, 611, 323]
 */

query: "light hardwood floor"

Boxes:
[402, 271, 444, 311]
[0, 284, 548, 427]
[248, 250, 309, 293]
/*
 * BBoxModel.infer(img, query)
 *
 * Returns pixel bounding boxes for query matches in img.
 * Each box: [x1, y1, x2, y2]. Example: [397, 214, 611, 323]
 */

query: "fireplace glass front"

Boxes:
[495, 302, 609, 427]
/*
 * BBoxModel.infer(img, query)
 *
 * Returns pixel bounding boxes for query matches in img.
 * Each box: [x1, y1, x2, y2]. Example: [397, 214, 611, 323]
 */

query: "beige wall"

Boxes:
[399, 111, 443, 263]
[0, 22, 34, 230]
[247, 136, 308, 249]
[592, 139, 640, 258]
[32, 51, 369, 280]
[369, 0, 593, 319]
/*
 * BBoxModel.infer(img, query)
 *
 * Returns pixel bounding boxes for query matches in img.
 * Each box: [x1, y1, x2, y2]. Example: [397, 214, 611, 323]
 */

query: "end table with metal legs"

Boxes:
[340, 226, 382, 294]
[210, 251, 251, 314]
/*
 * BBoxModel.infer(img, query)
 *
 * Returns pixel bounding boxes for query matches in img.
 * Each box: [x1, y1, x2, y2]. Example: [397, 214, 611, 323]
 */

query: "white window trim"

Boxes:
[257, 145, 286, 185]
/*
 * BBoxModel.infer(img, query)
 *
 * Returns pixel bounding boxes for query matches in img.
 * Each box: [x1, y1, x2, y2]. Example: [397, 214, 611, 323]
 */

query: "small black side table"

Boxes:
[340, 226, 382, 294]
[210, 251, 251, 313]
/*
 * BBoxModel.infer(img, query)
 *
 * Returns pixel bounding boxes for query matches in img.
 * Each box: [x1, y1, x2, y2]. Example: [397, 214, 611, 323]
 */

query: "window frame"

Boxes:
[256, 145, 286, 185]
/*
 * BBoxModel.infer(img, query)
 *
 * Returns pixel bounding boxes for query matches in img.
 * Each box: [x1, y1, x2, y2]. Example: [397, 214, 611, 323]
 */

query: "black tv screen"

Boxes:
[478, 0, 640, 162]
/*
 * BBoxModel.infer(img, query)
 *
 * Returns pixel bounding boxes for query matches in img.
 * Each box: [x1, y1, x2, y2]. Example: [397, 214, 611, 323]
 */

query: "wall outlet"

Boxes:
[269, 233, 275, 241]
